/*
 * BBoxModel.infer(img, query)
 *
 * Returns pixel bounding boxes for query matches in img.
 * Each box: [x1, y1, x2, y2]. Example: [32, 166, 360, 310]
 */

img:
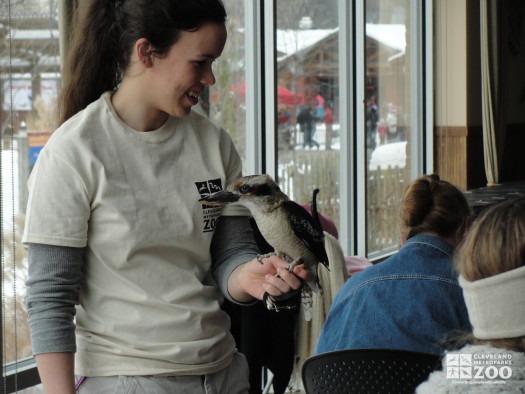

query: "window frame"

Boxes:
[354, 0, 432, 259]
[244, 1, 265, 175]
[338, 0, 357, 256]
[2, 358, 41, 393]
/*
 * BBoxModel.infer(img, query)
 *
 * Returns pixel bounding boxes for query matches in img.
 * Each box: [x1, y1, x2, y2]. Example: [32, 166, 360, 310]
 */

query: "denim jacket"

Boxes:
[315, 235, 471, 355]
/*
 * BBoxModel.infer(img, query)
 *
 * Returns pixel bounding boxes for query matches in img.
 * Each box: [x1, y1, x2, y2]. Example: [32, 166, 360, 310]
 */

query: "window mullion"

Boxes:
[244, 1, 263, 175]
[263, 0, 277, 178]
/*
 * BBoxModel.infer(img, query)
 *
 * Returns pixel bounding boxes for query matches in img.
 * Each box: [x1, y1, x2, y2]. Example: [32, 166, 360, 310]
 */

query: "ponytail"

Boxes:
[58, 0, 121, 125]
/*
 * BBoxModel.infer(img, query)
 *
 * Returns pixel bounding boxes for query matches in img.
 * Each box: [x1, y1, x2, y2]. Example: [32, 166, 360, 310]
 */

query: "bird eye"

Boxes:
[240, 185, 250, 194]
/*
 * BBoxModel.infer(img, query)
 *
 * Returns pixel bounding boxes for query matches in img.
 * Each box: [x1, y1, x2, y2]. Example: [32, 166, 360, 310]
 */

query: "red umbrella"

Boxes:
[277, 85, 303, 105]
[218, 81, 302, 105]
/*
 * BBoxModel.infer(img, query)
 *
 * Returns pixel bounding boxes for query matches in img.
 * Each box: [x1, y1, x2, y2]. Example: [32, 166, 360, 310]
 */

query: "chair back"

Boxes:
[302, 348, 442, 394]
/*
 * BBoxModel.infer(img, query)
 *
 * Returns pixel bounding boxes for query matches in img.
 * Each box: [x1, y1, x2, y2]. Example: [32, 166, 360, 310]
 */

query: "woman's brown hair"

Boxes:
[58, 0, 226, 125]
[398, 174, 471, 242]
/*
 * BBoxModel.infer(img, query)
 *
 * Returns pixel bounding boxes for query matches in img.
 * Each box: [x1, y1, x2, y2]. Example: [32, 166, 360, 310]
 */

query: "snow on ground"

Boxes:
[369, 141, 407, 170]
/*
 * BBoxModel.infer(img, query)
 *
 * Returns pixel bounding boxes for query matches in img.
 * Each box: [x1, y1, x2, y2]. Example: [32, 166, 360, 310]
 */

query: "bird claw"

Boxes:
[256, 252, 277, 264]
[287, 258, 303, 272]
[263, 288, 301, 311]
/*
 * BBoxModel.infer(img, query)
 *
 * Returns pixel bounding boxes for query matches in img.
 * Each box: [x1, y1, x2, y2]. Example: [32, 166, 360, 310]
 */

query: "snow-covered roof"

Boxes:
[10, 28, 59, 40]
[277, 28, 338, 60]
[276, 24, 406, 60]
[0, 27, 60, 73]
[366, 24, 406, 52]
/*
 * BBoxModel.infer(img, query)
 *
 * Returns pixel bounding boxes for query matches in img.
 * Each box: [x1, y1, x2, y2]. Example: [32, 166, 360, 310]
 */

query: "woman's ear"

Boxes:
[136, 38, 154, 68]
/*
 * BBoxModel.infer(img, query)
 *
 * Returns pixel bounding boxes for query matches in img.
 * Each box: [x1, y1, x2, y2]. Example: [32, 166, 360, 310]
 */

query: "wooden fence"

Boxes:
[366, 166, 408, 253]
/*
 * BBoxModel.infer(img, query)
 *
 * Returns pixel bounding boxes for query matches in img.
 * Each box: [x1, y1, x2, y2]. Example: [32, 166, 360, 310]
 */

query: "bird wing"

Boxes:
[282, 201, 329, 268]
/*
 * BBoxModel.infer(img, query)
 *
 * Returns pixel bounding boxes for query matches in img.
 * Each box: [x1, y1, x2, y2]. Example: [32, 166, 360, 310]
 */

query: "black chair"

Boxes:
[302, 348, 442, 394]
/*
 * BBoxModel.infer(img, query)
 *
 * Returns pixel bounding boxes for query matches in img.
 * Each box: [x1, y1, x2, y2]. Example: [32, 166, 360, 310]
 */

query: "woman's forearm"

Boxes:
[35, 352, 75, 394]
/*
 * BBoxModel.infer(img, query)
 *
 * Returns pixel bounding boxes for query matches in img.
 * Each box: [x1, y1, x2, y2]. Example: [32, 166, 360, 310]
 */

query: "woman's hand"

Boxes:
[228, 255, 314, 303]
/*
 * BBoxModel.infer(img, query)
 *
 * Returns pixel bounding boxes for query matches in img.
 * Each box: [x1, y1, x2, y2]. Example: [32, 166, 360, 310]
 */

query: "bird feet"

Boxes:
[256, 252, 277, 264]
[259, 256, 304, 311]
[263, 288, 301, 311]
[287, 258, 302, 272]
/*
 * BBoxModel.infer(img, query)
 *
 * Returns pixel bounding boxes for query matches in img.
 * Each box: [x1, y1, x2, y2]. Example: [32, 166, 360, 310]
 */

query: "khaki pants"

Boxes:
[77, 352, 250, 394]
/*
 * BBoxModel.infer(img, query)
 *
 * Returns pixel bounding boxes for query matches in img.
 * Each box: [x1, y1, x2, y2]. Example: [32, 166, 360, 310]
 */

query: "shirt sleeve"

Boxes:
[210, 216, 260, 305]
[25, 243, 84, 355]
[23, 148, 90, 247]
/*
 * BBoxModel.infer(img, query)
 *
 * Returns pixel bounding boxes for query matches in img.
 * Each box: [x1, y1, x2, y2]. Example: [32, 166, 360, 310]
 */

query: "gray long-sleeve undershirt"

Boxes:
[25, 215, 259, 355]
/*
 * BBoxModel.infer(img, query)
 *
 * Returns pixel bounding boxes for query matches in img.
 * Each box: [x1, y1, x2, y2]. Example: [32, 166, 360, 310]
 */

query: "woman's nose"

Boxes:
[201, 67, 216, 86]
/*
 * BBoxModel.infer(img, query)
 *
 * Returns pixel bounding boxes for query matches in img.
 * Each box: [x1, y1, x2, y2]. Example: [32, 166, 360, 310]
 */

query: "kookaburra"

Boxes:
[199, 174, 328, 310]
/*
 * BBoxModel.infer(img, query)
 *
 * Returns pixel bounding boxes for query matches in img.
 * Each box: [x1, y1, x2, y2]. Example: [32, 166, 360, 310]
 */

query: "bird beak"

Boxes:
[199, 190, 241, 206]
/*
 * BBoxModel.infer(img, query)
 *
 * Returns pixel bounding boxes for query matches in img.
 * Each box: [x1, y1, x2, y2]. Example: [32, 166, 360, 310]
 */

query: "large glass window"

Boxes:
[275, 0, 340, 229]
[1, 1, 59, 391]
[208, 0, 248, 165]
[364, 0, 418, 257]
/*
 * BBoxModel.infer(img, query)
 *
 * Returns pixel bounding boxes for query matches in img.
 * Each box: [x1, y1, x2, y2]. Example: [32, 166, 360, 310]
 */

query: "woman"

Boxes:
[417, 196, 525, 392]
[315, 174, 472, 355]
[23, 1, 310, 393]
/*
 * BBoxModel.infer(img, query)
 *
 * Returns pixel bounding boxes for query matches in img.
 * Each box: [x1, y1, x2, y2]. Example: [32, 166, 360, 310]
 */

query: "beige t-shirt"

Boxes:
[23, 92, 248, 376]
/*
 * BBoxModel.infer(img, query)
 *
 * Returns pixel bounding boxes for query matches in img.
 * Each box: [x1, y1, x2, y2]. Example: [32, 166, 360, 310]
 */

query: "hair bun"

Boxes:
[399, 173, 469, 240]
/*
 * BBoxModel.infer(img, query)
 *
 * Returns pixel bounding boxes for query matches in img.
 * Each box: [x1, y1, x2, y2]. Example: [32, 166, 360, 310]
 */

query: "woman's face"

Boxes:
[147, 22, 227, 118]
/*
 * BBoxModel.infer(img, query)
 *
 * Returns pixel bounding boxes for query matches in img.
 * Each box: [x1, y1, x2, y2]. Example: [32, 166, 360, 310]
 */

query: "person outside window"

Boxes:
[296, 105, 319, 149]
[323, 103, 334, 150]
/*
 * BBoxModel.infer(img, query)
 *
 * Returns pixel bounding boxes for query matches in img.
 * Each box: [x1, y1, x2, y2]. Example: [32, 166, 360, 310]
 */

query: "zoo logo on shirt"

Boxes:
[196, 178, 223, 233]
[446, 352, 513, 386]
